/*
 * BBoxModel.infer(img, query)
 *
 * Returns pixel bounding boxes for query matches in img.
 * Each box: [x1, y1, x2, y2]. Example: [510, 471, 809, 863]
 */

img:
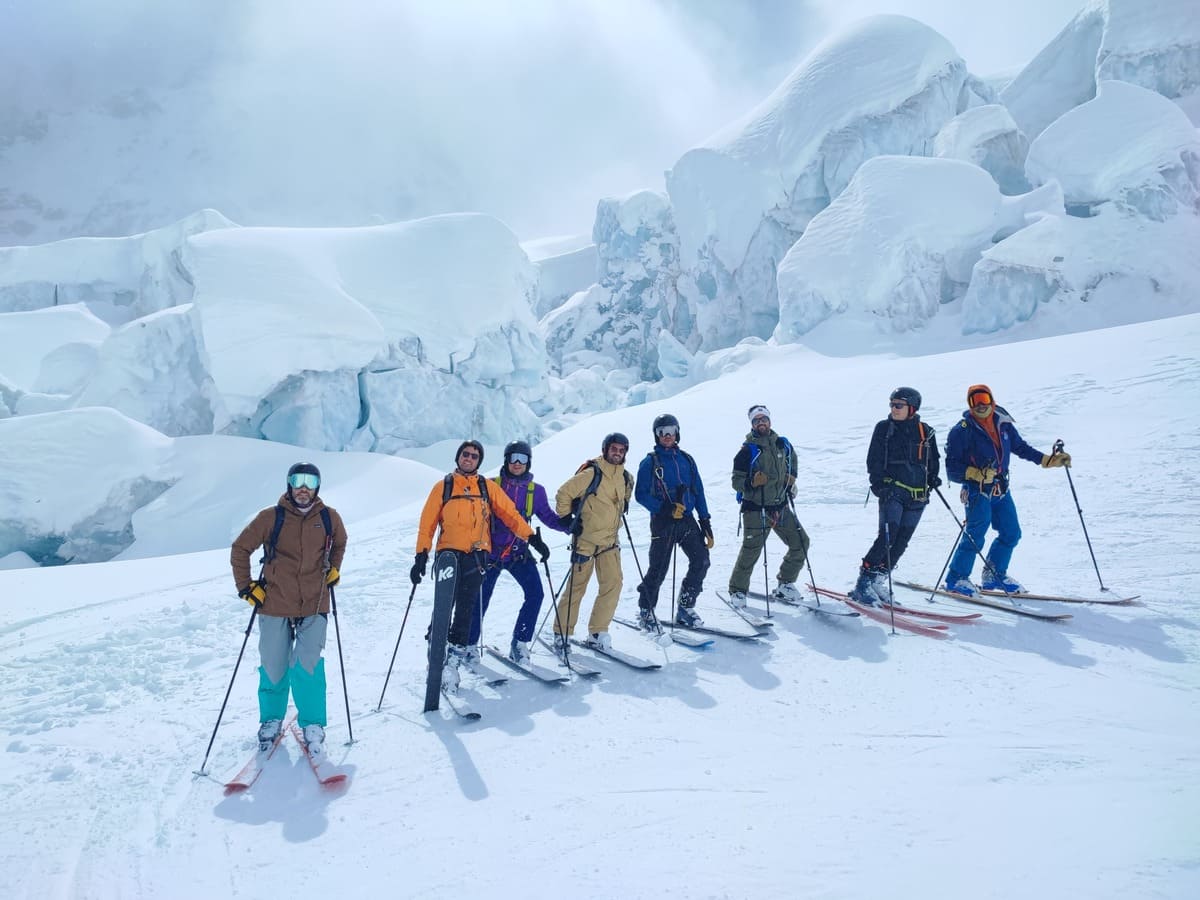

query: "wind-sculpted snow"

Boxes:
[665, 16, 970, 351]
[934, 105, 1031, 194]
[1026, 81, 1200, 219]
[0, 209, 234, 322]
[0, 303, 110, 391]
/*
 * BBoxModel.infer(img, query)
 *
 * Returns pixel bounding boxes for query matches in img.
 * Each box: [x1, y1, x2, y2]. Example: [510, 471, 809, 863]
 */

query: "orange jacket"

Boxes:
[416, 472, 533, 555]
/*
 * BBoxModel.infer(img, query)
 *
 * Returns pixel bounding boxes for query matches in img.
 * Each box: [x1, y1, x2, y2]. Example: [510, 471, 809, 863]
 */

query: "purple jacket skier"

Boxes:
[468, 440, 570, 663]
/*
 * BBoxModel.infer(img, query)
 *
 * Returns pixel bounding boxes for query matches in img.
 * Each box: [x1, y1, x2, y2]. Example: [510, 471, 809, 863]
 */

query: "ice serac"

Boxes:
[0, 408, 175, 564]
[1026, 80, 1200, 219]
[774, 156, 1004, 341]
[0, 210, 235, 321]
[543, 191, 684, 382]
[74, 305, 227, 437]
[522, 235, 598, 318]
[934, 105, 1031, 194]
[666, 15, 968, 351]
[0, 304, 110, 391]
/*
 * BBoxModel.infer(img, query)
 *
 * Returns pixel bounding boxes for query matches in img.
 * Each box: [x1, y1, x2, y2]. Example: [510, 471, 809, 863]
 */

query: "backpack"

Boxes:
[262, 505, 334, 571]
[573, 459, 634, 517]
[494, 475, 536, 520]
[734, 436, 793, 504]
[442, 473, 492, 508]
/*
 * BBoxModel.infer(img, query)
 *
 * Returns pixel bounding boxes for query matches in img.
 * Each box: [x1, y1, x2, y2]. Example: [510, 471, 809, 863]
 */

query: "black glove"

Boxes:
[410, 550, 428, 585]
[928, 475, 942, 489]
[570, 513, 584, 535]
[699, 517, 715, 549]
[870, 482, 883, 498]
[527, 528, 550, 563]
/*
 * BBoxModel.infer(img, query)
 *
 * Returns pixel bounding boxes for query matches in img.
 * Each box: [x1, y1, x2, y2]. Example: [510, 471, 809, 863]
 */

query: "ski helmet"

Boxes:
[503, 439, 532, 468]
[889, 387, 922, 413]
[602, 432, 630, 454]
[652, 413, 680, 443]
[455, 439, 485, 467]
[286, 461, 321, 501]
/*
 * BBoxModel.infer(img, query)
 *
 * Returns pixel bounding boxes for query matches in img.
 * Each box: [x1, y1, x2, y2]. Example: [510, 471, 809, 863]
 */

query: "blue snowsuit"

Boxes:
[634, 444, 711, 610]
[944, 406, 1046, 582]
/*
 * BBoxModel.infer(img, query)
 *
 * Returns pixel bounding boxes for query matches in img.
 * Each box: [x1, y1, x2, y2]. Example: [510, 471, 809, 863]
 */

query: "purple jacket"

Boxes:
[489, 472, 569, 563]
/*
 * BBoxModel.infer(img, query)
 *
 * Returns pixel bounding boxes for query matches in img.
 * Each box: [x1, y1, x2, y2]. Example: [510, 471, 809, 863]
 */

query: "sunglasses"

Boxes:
[608, 445, 628, 454]
[654, 426, 678, 438]
[459, 450, 481, 460]
[508, 453, 529, 465]
[288, 473, 319, 490]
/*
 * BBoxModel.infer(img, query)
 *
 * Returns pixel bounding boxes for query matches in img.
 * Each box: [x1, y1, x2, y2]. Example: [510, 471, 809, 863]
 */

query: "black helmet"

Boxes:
[503, 439, 532, 468]
[652, 413, 680, 444]
[890, 386, 922, 412]
[286, 461, 321, 501]
[602, 432, 629, 454]
[455, 439, 485, 467]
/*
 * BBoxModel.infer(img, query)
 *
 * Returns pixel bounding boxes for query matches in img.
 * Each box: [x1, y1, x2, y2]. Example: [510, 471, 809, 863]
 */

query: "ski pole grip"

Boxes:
[1053, 438, 1065, 455]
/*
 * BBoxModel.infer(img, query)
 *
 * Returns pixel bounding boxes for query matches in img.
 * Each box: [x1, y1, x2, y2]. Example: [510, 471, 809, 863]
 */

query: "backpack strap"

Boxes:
[262, 505, 287, 566]
[443, 473, 492, 507]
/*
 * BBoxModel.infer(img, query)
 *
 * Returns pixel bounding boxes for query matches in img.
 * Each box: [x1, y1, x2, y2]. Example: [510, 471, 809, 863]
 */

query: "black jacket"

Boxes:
[866, 415, 940, 493]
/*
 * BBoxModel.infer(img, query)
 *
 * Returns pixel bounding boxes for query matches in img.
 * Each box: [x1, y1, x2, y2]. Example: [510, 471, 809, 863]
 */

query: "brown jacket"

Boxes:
[555, 457, 633, 547]
[231, 494, 348, 618]
[416, 472, 532, 555]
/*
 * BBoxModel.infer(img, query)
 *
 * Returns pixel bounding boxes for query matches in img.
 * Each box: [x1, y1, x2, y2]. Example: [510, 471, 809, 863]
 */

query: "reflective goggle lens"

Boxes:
[509, 453, 529, 465]
[654, 426, 678, 438]
[288, 473, 319, 490]
[890, 401, 907, 409]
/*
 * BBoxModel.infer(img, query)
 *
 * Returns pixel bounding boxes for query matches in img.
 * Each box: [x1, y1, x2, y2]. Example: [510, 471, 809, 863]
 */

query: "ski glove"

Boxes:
[965, 465, 998, 484]
[750, 471, 768, 488]
[671, 502, 686, 520]
[870, 480, 883, 498]
[927, 475, 942, 490]
[239, 580, 266, 607]
[699, 517, 715, 549]
[1041, 452, 1071, 468]
[527, 528, 550, 563]
[410, 550, 429, 585]
[325, 567, 340, 587]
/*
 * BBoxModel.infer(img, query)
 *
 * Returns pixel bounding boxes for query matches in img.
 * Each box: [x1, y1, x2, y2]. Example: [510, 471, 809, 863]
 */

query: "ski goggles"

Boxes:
[889, 401, 908, 409]
[288, 473, 319, 490]
[508, 453, 529, 465]
[654, 425, 679, 438]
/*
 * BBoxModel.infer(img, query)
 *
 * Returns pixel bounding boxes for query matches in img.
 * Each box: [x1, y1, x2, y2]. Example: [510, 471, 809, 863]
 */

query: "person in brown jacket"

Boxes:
[550, 432, 634, 657]
[411, 440, 549, 691]
[231, 462, 347, 759]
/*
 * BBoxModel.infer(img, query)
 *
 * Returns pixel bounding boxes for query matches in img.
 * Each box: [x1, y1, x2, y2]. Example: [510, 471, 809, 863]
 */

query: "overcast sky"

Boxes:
[2, 1, 1085, 239]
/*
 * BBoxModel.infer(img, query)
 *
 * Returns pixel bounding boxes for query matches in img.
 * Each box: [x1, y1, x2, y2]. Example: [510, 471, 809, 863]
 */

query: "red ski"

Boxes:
[223, 712, 296, 795]
[809, 586, 981, 623]
[814, 587, 951, 638]
[290, 723, 348, 788]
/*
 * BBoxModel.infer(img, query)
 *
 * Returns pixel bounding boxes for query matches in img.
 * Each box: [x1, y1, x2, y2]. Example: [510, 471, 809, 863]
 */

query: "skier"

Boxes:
[633, 414, 714, 627]
[550, 432, 635, 656]
[847, 387, 942, 605]
[943, 384, 1071, 596]
[727, 406, 811, 607]
[230, 462, 347, 760]
[411, 440, 550, 691]
[468, 440, 569, 664]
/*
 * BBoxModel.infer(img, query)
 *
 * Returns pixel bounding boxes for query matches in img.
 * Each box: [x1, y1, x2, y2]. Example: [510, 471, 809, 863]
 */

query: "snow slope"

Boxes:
[1, 313, 1196, 899]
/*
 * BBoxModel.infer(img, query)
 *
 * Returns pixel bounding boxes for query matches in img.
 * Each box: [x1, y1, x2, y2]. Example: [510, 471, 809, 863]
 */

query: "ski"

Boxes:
[569, 638, 662, 670]
[222, 712, 297, 795]
[624, 615, 761, 641]
[979, 588, 1138, 605]
[612, 616, 714, 649]
[809, 586, 981, 623]
[716, 592, 774, 629]
[745, 590, 860, 618]
[289, 723, 349, 787]
[836, 594, 951, 638]
[461, 656, 509, 687]
[439, 686, 481, 721]
[423, 550, 459, 713]
[894, 582, 1074, 621]
[484, 645, 570, 683]
[536, 637, 603, 677]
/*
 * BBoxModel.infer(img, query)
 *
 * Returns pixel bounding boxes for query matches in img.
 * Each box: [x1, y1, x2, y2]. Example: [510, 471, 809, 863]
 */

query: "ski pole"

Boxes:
[196, 606, 258, 776]
[788, 494, 820, 607]
[623, 515, 672, 648]
[932, 486, 1015, 603]
[376, 582, 417, 712]
[758, 507, 772, 618]
[926, 488, 966, 603]
[670, 542, 678, 626]
[1053, 439, 1107, 591]
[882, 521, 896, 634]
[327, 586, 355, 744]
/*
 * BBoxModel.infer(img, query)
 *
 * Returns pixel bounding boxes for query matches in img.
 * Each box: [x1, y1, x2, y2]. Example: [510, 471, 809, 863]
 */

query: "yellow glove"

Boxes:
[1041, 452, 1071, 468]
[965, 465, 998, 483]
[325, 566, 340, 587]
[239, 580, 266, 607]
[750, 471, 768, 488]
[671, 502, 685, 519]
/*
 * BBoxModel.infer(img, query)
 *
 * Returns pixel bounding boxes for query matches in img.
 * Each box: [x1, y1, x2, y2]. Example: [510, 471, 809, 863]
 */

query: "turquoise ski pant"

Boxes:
[257, 613, 328, 728]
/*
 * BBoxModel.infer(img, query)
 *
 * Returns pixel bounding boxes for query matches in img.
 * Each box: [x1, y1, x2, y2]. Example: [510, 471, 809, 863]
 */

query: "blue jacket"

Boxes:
[945, 406, 1044, 487]
[635, 444, 710, 520]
